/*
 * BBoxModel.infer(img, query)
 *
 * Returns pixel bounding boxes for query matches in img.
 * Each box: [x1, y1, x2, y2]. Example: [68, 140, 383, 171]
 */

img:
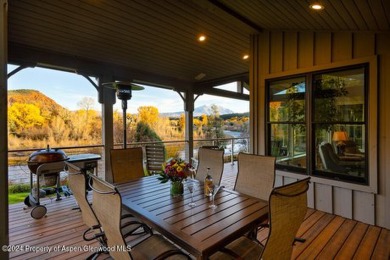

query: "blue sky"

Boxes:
[7, 65, 249, 114]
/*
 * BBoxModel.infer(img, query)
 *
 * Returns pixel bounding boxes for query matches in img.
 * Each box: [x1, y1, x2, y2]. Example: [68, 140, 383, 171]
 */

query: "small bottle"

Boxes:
[204, 167, 213, 197]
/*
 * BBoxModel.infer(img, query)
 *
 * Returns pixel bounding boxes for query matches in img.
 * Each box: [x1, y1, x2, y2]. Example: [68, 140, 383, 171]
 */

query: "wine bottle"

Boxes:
[204, 167, 213, 197]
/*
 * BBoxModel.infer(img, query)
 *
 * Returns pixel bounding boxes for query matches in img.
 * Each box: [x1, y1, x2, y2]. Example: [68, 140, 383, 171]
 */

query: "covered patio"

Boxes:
[7, 163, 390, 259]
[1, 1, 390, 259]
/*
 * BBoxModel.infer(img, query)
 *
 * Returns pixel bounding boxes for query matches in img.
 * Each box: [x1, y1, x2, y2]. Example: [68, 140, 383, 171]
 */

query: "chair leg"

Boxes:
[247, 228, 258, 241]
[86, 245, 109, 260]
[294, 237, 306, 244]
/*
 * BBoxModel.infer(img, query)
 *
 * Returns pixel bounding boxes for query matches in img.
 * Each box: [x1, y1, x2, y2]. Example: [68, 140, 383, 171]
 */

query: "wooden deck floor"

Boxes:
[8, 163, 390, 259]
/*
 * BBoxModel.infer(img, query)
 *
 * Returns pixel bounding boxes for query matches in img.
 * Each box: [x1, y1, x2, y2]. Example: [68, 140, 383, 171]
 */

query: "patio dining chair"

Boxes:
[234, 152, 276, 201]
[89, 174, 191, 260]
[318, 142, 365, 174]
[210, 177, 311, 260]
[145, 144, 166, 175]
[234, 153, 276, 239]
[111, 147, 145, 184]
[195, 147, 224, 185]
[67, 162, 149, 259]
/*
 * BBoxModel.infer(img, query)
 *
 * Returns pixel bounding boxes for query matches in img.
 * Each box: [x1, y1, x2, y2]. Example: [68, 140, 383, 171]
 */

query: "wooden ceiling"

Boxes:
[7, 0, 390, 95]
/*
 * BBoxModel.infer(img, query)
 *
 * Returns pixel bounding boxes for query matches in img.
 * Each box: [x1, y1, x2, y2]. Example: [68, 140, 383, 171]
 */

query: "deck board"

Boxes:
[8, 163, 390, 259]
[316, 218, 357, 259]
[297, 215, 345, 259]
[335, 222, 369, 259]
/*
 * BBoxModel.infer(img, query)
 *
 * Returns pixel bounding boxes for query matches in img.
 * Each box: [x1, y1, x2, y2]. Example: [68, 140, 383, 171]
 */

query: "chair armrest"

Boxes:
[83, 226, 104, 241]
[191, 157, 198, 169]
[121, 215, 152, 238]
[343, 152, 365, 158]
[339, 155, 364, 161]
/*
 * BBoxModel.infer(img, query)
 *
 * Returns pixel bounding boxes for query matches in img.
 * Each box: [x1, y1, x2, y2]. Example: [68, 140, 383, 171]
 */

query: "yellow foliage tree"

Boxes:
[8, 102, 45, 134]
[49, 115, 69, 142]
[138, 106, 159, 127]
[178, 114, 185, 131]
[199, 114, 208, 126]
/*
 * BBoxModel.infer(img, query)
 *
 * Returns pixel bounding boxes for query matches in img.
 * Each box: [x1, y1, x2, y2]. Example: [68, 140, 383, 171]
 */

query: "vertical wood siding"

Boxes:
[376, 33, 390, 229]
[252, 31, 390, 228]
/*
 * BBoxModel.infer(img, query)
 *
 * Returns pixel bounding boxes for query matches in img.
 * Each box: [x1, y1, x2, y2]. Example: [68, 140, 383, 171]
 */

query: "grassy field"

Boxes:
[8, 192, 29, 204]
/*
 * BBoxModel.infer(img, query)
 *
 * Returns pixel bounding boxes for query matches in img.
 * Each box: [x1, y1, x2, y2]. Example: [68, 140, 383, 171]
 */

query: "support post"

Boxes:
[181, 90, 195, 162]
[249, 34, 259, 154]
[98, 77, 115, 182]
[0, 1, 8, 259]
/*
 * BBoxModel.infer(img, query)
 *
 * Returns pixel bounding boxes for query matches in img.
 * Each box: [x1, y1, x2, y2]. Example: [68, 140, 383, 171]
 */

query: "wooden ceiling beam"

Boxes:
[194, 72, 248, 89]
[195, 87, 249, 101]
[208, 0, 263, 32]
[8, 43, 193, 91]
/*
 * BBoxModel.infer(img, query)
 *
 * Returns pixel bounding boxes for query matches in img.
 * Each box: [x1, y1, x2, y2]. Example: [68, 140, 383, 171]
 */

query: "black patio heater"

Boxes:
[102, 81, 144, 148]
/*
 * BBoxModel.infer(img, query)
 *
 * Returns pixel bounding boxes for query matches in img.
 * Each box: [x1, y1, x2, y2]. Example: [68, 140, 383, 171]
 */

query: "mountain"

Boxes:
[162, 104, 235, 117]
[8, 89, 66, 117]
[194, 104, 234, 116]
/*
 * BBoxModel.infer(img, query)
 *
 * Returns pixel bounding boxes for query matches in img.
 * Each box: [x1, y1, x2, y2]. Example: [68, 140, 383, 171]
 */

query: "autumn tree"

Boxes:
[178, 114, 185, 131]
[113, 110, 123, 143]
[194, 114, 208, 137]
[113, 110, 139, 144]
[126, 113, 139, 143]
[204, 105, 225, 140]
[8, 103, 45, 135]
[49, 116, 70, 142]
[155, 116, 180, 139]
[77, 97, 95, 111]
[69, 110, 87, 140]
[138, 106, 159, 127]
[77, 97, 95, 127]
[199, 114, 208, 126]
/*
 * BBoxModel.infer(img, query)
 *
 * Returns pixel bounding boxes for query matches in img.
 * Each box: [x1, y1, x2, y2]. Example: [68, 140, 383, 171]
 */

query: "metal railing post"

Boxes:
[230, 139, 234, 165]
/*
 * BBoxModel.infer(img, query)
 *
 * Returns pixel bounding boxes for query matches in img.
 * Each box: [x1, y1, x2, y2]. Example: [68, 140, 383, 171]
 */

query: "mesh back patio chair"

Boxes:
[234, 153, 276, 239]
[318, 142, 364, 174]
[145, 144, 166, 175]
[67, 162, 150, 259]
[111, 147, 145, 184]
[89, 174, 191, 260]
[211, 177, 311, 260]
[234, 152, 276, 201]
[195, 147, 224, 185]
[67, 162, 107, 259]
[191, 146, 220, 169]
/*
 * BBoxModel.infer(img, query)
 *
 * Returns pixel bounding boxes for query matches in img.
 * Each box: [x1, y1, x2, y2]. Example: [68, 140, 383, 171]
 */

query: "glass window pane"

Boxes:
[270, 123, 306, 170]
[313, 68, 365, 123]
[314, 124, 366, 183]
[266, 64, 368, 185]
[269, 77, 305, 122]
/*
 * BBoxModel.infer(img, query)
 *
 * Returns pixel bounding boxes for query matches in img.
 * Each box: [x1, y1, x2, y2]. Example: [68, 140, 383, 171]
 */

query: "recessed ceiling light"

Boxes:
[195, 73, 206, 80]
[243, 54, 249, 60]
[198, 35, 206, 42]
[310, 3, 324, 10]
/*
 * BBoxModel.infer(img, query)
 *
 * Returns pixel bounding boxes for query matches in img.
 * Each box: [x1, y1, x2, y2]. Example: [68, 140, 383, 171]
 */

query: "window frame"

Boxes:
[264, 56, 378, 193]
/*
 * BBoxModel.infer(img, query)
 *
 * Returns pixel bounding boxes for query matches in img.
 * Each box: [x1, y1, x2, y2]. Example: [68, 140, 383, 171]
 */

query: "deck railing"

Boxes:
[7, 136, 249, 184]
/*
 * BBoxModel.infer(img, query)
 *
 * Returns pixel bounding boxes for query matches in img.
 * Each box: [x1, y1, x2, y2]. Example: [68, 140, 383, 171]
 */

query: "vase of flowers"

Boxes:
[170, 180, 184, 197]
[158, 158, 193, 196]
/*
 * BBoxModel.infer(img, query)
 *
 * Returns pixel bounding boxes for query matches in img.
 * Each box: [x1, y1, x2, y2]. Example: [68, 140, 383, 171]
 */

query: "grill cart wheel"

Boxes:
[30, 205, 47, 219]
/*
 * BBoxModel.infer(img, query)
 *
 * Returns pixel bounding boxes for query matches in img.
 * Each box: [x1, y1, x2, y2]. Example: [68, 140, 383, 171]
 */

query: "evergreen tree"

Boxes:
[135, 121, 162, 142]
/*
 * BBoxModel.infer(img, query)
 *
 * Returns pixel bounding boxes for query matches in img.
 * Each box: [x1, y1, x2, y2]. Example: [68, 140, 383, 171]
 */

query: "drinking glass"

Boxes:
[186, 180, 198, 207]
[209, 184, 222, 209]
[189, 167, 197, 179]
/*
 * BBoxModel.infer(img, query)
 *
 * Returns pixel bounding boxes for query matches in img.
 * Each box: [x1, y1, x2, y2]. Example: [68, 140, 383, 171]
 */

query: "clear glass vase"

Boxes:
[170, 180, 184, 197]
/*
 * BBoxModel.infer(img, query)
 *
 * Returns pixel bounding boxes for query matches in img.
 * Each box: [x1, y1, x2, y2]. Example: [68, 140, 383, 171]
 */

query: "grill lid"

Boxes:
[27, 145, 68, 173]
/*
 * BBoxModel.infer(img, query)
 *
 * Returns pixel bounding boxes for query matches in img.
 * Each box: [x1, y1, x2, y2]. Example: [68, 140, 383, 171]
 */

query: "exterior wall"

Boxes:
[250, 31, 390, 229]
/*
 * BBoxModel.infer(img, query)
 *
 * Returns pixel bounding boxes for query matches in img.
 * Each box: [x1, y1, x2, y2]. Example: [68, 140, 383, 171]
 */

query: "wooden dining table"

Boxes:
[116, 175, 268, 259]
